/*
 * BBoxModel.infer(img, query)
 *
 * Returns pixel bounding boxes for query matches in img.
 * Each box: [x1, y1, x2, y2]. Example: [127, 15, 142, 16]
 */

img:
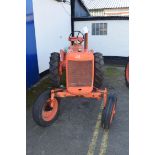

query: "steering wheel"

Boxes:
[69, 31, 84, 44]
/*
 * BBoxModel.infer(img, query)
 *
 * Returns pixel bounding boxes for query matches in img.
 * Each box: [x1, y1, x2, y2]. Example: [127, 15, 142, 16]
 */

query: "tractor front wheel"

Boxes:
[94, 52, 104, 88]
[32, 90, 59, 127]
[101, 94, 117, 129]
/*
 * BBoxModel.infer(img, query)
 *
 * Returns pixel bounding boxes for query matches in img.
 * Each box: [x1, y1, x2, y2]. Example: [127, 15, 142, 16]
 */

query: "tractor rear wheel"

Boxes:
[94, 52, 104, 88]
[49, 52, 60, 88]
[32, 90, 59, 127]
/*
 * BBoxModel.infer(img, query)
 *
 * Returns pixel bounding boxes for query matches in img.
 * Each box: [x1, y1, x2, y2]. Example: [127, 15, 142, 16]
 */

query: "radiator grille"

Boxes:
[68, 60, 93, 87]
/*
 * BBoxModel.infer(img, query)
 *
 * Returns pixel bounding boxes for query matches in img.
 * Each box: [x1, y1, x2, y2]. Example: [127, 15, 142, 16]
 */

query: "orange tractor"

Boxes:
[32, 30, 117, 129]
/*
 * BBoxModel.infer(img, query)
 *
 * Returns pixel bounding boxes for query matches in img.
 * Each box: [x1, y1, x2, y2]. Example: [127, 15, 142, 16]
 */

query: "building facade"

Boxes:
[74, 17, 129, 57]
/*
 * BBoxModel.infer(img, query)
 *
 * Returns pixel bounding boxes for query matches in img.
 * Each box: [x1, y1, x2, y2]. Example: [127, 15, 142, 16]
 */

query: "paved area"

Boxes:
[26, 66, 129, 155]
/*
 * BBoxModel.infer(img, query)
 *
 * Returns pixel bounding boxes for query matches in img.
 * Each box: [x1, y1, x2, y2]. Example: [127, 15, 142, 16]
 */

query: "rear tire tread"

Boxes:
[49, 52, 60, 88]
[94, 52, 104, 88]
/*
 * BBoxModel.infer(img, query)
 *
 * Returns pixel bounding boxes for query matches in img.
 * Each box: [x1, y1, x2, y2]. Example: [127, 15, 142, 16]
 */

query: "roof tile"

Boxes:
[83, 0, 129, 9]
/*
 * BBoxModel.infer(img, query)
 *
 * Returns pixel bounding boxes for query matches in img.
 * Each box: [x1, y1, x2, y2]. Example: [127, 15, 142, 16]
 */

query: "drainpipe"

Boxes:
[71, 0, 75, 36]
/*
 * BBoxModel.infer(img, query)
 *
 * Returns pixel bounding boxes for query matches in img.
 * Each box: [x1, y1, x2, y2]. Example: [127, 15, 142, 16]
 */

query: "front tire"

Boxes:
[32, 90, 59, 127]
[101, 95, 117, 129]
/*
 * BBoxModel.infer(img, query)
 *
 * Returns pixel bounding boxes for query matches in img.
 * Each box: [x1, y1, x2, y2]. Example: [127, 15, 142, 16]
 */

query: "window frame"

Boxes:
[92, 23, 107, 35]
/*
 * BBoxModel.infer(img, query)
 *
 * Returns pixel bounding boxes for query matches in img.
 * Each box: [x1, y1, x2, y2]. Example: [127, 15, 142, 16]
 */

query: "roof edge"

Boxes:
[89, 7, 129, 10]
[74, 16, 129, 21]
[79, 0, 91, 16]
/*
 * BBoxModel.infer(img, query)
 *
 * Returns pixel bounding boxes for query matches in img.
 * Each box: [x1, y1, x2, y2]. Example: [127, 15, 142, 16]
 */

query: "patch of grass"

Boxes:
[104, 67, 123, 78]
[26, 76, 51, 108]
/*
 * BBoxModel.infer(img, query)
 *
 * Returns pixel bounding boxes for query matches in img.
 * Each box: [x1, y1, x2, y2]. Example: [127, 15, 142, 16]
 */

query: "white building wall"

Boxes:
[75, 20, 129, 57]
[33, 0, 71, 73]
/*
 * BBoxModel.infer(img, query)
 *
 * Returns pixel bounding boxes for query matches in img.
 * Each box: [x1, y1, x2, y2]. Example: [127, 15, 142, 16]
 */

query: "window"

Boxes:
[92, 23, 107, 35]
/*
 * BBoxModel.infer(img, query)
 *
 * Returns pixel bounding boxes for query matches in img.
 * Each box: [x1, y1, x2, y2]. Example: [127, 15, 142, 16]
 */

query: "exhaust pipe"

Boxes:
[84, 33, 88, 50]
[83, 26, 89, 50]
